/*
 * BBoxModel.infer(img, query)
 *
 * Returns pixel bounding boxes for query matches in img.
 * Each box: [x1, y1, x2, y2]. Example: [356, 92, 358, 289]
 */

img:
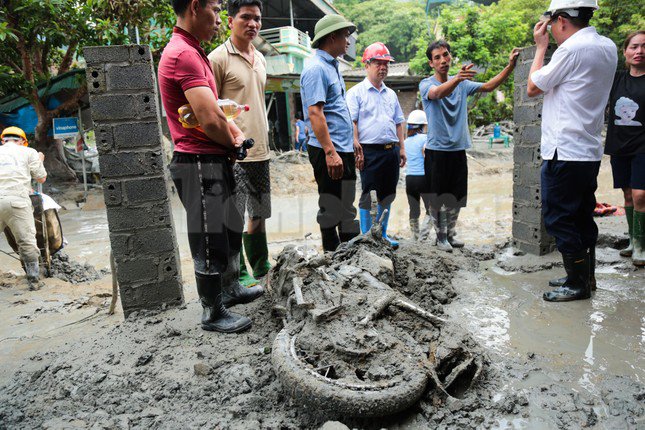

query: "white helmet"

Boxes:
[544, 0, 598, 19]
[407, 110, 427, 126]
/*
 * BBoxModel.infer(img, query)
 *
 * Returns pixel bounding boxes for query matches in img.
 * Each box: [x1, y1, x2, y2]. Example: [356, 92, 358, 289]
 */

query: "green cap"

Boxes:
[311, 14, 356, 49]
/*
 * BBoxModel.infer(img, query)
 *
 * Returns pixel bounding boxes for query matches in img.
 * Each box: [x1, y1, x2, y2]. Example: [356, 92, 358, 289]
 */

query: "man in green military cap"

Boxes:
[300, 15, 362, 251]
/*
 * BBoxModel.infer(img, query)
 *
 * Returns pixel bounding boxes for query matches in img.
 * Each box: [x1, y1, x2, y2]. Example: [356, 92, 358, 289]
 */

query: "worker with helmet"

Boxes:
[420, 41, 519, 252]
[527, 0, 617, 302]
[403, 110, 430, 241]
[0, 126, 47, 288]
[346, 42, 406, 248]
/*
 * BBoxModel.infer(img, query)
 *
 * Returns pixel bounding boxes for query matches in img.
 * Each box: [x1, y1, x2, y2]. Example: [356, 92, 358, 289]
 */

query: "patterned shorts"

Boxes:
[233, 160, 272, 220]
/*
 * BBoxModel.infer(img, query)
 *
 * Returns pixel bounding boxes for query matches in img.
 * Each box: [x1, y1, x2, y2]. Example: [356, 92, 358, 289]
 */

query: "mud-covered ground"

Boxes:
[0, 147, 643, 429]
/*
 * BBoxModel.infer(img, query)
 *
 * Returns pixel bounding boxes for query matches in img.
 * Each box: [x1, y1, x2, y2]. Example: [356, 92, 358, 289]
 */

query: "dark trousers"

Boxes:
[424, 149, 468, 209]
[406, 175, 430, 219]
[358, 144, 400, 209]
[169, 152, 243, 275]
[308, 145, 360, 243]
[541, 153, 601, 254]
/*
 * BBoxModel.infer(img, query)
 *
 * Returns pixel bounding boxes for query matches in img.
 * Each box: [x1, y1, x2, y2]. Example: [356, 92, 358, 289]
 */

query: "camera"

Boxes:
[236, 138, 255, 160]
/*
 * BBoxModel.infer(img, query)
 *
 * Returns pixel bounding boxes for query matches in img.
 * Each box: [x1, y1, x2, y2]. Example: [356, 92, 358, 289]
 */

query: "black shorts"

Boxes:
[424, 149, 468, 208]
[610, 153, 645, 190]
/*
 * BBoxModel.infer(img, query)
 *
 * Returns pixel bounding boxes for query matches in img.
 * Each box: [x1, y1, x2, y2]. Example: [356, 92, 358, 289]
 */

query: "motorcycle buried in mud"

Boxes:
[267, 218, 484, 418]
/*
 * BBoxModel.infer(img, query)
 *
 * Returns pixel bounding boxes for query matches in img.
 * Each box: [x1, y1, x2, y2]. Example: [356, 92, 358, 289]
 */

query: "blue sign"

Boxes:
[53, 117, 79, 139]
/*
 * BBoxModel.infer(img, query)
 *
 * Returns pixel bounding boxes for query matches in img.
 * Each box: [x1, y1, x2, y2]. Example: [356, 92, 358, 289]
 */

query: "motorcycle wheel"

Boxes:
[271, 327, 429, 418]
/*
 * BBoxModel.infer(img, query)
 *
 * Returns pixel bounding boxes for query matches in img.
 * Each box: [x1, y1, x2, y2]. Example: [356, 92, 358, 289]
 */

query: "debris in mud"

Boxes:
[49, 252, 109, 284]
[267, 226, 486, 418]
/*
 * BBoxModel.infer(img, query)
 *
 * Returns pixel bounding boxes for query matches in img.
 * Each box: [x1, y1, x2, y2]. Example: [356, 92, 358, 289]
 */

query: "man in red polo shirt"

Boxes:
[158, 0, 263, 334]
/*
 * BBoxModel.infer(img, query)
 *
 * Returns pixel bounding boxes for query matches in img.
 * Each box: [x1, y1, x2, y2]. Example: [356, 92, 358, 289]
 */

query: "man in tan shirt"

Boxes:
[209, 0, 271, 290]
[0, 127, 47, 287]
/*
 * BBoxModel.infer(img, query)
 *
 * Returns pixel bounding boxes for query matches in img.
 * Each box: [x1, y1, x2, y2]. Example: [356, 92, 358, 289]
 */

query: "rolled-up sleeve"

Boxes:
[531, 47, 574, 92]
[28, 150, 46, 180]
[300, 65, 327, 109]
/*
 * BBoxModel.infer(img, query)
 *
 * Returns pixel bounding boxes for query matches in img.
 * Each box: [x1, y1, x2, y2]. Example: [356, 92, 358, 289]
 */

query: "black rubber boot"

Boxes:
[321, 227, 340, 252]
[543, 251, 591, 302]
[549, 247, 596, 291]
[195, 272, 252, 333]
[221, 254, 265, 308]
[589, 247, 596, 291]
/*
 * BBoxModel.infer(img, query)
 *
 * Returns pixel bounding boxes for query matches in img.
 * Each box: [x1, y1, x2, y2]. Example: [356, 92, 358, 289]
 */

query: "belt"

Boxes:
[361, 143, 397, 150]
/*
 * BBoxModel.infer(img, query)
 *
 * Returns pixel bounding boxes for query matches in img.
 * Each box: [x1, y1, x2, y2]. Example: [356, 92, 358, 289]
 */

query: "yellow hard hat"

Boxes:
[1, 126, 28, 146]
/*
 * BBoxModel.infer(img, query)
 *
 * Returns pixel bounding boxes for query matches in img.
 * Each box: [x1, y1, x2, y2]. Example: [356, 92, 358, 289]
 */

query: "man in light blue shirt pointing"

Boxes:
[347, 42, 406, 248]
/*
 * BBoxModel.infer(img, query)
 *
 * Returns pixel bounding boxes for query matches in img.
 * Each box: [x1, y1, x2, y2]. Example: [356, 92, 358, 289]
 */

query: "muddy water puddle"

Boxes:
[446, 256, 644, 428]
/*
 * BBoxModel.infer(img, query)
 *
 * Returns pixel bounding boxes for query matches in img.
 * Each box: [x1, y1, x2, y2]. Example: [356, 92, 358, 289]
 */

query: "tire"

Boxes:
[271, 328, 429, 418]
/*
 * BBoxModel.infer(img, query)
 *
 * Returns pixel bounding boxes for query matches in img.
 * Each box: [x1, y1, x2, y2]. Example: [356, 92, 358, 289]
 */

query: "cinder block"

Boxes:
[123, 176, 168, 204]
[102, 180, 123, 206]
[105, 203, 172, 232]
[515, 125, 542, 146]
[513, 202, 542, 225]
[512, 239, 555, 256]
[513, 103, 543, 125]
[109, 232, 130, 257]
[513, 183, 541, 204]
[109, 228, 176, 257]
[120, 279, 184, 318]
[157, 253, 180, 282]
[131, 229, 176, 255]
[113, 122, 161, 150]
[93, 125, 114, 154]
[130, 45, 152, 63]
[84, 46, 131, 65]
[86, 66, 106, 94]
[514, 145, 542, 165]
[88, 94, 137, 121]
[115, 256, 159, 283]
[106, 63, 154, 91]
[98, 151, 163, 178]
[513, 163, 542, 187]
[136, 92, 158, 119]
[513, 220, 551, 243]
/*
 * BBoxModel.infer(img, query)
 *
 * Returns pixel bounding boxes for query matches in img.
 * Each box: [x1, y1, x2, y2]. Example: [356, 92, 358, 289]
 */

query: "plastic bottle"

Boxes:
[218, 99, 250, 122]
[493, 122, 501, 139]
[177, 99, 250, 130]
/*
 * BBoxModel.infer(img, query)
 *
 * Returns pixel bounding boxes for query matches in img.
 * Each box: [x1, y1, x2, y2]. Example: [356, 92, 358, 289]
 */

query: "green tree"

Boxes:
[335, 0, 429, 63]
[0, 0, 227, 179]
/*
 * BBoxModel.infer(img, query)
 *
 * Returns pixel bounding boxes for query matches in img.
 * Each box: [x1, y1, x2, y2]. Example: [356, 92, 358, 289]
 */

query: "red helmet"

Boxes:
[361, 42, 395, 64]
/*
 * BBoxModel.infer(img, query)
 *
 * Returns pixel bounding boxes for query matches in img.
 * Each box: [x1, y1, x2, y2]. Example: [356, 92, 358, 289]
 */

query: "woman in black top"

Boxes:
[605, 31, 645, 267]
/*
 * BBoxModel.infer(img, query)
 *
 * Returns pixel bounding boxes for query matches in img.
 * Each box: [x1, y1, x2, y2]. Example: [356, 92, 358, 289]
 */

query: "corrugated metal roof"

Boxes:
[0, 69, 85, 114]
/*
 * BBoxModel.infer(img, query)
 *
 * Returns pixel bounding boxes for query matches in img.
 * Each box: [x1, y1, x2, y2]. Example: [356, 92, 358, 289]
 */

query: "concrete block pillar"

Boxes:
[83, 45, 184, 316]
[512, 45, 557, 256]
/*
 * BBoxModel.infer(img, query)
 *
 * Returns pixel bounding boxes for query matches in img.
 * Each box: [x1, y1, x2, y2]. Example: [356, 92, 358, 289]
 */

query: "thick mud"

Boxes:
[0, 152, 643, 428]
[49, 252, 109, 284]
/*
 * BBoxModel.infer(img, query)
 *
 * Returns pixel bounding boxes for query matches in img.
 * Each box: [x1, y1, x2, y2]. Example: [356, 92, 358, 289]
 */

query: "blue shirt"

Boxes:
[300, 50, 353, 153]
[404, 133, 426, 176]
[419, 76, 483, 151]
[346, 78, 405, 144]
[295, 119, 307, 141]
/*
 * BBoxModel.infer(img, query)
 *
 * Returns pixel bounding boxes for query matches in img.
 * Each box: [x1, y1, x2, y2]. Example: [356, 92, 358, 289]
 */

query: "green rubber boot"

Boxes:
[632, 210, 645, 267]
[243, 231, 272, 278]
[239, 246, 258, 288]
[620, 206, 634, 257]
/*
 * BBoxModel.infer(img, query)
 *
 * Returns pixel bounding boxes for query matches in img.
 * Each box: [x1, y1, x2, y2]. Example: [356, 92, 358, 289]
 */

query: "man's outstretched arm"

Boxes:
[479, 48, 520, 93]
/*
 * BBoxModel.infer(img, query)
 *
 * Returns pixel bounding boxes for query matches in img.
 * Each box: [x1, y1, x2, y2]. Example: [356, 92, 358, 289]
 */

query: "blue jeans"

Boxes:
[541, 153, 601, 254]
